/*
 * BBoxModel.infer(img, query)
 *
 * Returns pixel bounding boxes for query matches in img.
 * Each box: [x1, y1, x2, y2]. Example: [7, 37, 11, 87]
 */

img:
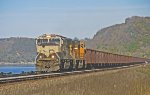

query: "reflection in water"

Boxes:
[0, 64, 59, 74]
[0, 64, 36, 74]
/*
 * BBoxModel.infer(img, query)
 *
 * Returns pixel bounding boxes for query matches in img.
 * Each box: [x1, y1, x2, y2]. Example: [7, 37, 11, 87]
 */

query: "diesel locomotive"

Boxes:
[35, 34, 86, 71]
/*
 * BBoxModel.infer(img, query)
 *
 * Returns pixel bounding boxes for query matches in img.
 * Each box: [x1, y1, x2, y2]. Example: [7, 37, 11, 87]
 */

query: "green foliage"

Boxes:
[0, 38, 36, 63]
[126, 41, 139, 52]
[142, 35, 150, 44]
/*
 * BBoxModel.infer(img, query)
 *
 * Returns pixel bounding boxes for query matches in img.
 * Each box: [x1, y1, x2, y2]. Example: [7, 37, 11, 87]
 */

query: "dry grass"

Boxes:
[0, 65, 150, 95]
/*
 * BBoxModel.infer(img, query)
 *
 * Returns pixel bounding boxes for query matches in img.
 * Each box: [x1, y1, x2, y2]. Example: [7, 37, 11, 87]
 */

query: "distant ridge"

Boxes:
[86, 16, 150, 58]
[0, 37, 36, 63]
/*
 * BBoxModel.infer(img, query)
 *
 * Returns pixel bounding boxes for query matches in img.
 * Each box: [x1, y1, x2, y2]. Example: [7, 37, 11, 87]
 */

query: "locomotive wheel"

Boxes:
[75, 60, 79, 70]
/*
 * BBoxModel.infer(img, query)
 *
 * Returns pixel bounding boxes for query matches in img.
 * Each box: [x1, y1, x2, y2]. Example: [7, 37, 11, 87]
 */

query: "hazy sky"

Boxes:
[0, 0, 150, 39]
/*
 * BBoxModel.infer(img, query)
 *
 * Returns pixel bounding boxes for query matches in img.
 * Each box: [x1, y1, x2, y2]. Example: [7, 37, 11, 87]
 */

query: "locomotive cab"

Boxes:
[35, 34, 63, 71]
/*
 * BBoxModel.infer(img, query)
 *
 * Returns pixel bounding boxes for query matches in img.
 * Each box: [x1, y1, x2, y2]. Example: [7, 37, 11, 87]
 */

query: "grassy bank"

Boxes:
[0, 64, 150, 95]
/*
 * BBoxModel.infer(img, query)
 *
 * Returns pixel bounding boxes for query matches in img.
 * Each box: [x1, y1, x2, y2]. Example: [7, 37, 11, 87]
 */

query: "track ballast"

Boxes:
[0, 64, 142, 84]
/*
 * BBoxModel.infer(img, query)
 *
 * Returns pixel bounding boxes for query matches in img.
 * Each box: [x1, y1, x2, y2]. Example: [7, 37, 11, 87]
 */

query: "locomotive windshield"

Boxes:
[37, 39, 48, 44]
[37, 38, 60, 45]
[49, 38, 60, 44]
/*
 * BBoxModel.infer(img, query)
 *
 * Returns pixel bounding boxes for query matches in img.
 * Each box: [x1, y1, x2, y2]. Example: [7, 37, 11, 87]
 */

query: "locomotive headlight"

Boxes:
[74, 47, 78, 50]
[39, 56, 42, 58]
[51, 55, 55, 58]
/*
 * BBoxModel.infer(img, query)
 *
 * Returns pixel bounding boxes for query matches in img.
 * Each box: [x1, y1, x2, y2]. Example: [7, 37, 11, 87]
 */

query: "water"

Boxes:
[0, 64, 36, 74]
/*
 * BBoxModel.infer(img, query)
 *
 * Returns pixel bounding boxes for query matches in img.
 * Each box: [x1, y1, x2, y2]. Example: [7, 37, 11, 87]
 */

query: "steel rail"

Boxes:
[0, 64, 141, 84]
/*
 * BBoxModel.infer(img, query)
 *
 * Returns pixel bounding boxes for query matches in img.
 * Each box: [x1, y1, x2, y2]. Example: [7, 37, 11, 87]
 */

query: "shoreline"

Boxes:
[0, 62, 35, 66]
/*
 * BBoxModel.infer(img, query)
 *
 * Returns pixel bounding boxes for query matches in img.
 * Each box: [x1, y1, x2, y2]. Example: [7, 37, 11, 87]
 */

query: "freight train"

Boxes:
[35, 34, 150, 71]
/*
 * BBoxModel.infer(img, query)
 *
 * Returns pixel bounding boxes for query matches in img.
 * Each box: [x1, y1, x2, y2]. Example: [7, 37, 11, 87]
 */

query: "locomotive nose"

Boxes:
[49, 53, 59, 60]
[36, 53, 60, 72]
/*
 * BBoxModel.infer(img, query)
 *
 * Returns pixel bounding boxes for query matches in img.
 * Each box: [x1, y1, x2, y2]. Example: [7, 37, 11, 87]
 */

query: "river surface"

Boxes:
[0, 64, 36, 74]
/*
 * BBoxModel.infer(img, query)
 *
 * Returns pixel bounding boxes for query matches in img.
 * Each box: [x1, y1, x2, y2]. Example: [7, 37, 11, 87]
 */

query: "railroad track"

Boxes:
[0, 64, 142, 84]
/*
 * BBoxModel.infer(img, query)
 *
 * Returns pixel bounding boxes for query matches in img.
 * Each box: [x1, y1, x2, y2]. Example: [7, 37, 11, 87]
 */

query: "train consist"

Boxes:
[85, 49, 149, 68]
[35, 34, 150, 71]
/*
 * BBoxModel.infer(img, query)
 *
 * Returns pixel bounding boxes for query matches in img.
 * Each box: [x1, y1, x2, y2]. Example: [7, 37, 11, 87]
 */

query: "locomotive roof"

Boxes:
[37, 34, 67, 39]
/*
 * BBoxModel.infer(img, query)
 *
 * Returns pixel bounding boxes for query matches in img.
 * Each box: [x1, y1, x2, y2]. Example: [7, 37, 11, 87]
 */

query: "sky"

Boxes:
[0, 0, 150, 39]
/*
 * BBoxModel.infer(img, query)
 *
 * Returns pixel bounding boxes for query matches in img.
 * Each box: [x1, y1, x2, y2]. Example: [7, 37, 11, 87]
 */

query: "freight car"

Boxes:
[85, 49, 149, 69]
[35, 34, 150, 71]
